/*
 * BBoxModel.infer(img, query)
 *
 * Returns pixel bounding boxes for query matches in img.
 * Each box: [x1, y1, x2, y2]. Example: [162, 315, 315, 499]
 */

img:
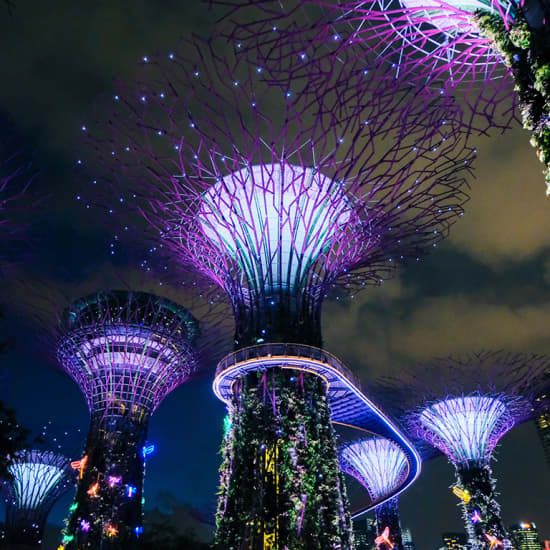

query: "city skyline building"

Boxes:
[340, 438, 408, 549]
[534, 376, 550, 468]
[442, 532, 468, 549]
[1, 449, 74, 548]
[80, 34, 474, 549]
[56, 290, 203, 548]
[353, 517, 377, 550]
[509, 522, 542, 550]
[402, 527, 414, 550]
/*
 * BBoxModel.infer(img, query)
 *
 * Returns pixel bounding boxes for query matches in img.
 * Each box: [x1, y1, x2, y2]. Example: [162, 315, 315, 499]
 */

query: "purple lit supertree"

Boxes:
[1, 449, 74, 548]
[80, 36, 472, 549]
[340, 438, 408, 549]
[378, 351, 548, 550]
[215, 0, 550, 193]
[56, 290, 203, 548]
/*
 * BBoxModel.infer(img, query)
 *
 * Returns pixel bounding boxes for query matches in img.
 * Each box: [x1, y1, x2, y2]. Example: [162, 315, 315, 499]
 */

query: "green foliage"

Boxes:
[475, 9, 550, 193]
[215, 369, 353, 549]
[456, 464, 510, 548]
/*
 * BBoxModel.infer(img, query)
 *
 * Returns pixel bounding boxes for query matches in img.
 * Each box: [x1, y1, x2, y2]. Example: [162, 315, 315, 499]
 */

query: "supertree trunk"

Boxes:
[455, 464, 511, 550]
[5, 507, 49, 548]
[65, 410, 148, 549]
[374, 498, 403, 550]
[215, 368, 353, 549]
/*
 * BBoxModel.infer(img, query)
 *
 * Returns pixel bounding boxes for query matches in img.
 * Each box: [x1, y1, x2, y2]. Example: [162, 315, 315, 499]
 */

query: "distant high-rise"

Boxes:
[353, 517, 376, 550]
[442, 532, 468, 549]
[535, 385, 550, 468]
[402, 527, 414, 549]
[509, 523, 542, 550]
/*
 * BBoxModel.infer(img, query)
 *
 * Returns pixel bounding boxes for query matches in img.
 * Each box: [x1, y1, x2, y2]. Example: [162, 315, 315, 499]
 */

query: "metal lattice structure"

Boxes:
[340, 437, 408, 548]
[216, 0, 550, 193]
[340, 438, 408, 501]
[58, 290, 200, 415]
[213, 0, 517, 132]
[2, 449, 74, 547]
[56, 290, 203, 548]
[80, 36, 473, 548]
[379, 351, 549, 550]
[417, 394, 521, 465]
[83, 37, 473, 347]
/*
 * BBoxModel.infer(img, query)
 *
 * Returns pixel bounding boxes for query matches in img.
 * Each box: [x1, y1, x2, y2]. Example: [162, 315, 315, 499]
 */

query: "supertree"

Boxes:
[378, 351, 549, 550]
[215, 0, 550, 194]
[55, 290, 204, 549]
[79, 36, 473, 549]
[1, 449, 74, 548]
[339, 437, 408, 549]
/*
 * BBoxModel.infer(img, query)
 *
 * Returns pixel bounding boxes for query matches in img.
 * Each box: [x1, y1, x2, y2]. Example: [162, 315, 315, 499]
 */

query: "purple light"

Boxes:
[57, 291, 200, 414]
[0, 142, 34, 268]
[198, 163, 355, 293]
[396, 352, 545, 467]
[339, 438, 408, 500]
[86, 38, 472, 339]
[418, 395, 513, 464]
[80, 519, 91, 532]
[107, 476, 122, 488]
[81, 36, 474, 543]
[213, 0, 516, 135]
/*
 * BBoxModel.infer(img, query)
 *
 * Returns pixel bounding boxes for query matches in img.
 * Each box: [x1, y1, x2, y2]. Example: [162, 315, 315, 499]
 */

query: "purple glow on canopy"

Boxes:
[57, 290, 200, 415]
[339, 438, 408, 500]
[418, 395, 514, 464]
[84, 37, 472, 323]
[199, 163, 354, 292]
[389, 352, 548, 466]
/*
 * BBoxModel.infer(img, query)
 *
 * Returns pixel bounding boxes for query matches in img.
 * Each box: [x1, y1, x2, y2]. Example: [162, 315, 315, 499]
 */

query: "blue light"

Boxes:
[142, 444, 155, 458]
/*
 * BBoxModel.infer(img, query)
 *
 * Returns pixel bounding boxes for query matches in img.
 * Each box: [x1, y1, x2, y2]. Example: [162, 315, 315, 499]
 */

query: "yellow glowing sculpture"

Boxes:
[452, 486, 471, 504]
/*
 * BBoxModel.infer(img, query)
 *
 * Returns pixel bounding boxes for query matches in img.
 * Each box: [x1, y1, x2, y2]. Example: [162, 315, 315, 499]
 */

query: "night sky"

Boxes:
[0, 2, 549, 549]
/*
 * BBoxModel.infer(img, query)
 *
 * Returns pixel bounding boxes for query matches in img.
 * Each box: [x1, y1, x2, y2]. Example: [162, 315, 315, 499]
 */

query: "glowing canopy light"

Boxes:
[339, 438, 408, 500]
[9, 461, 64, 509]
[2, 450, 74, 546]
[419, 396, 513, 464]
[199, 163, 352, 292]
[58, 290, 200, 414]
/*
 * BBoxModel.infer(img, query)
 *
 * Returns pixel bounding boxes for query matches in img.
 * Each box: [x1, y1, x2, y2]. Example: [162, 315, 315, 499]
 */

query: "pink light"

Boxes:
[375, 526, 394, 548]
[471, 509, 482, 523]
[107, 476, 122, 488]
[486, 533, 504, 548]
